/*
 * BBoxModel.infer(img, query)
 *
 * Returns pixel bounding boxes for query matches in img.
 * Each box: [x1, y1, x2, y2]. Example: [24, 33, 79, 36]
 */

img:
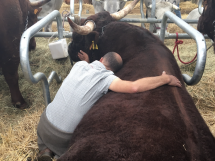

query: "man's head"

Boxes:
[100, 52, 123, 73]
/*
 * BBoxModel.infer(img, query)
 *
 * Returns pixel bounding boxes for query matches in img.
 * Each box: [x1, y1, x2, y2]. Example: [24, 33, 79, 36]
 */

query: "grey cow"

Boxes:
[92, 0, 127, 14]
[145, 0, 180, 8]
[65, 0, 129, 15]
[185, 7, 203, 28]
[146, 1, 180, 34]
[29, 0, 63, 32]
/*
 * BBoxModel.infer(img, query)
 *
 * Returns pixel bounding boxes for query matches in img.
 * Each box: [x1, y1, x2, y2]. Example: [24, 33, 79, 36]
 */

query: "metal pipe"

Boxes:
[70, 0, 74, 15]
[39, 16, 70, 21]
[163, 33, 209, 39]
[70, 0, 75, 31]
[33, 31, 210, 39]
[48, 71, 62, 85]
[35, 72, 51, 105]
[38, 16, 199, 24]
[160, 11, 206, 85]
[149, 0, 156, 32]
[78, 0, 83, 17]
[20, 10, 63, 106]
[34, 31, 73, 37]
[198, 0, 203, 15]
[120, 18, 199, 23]
[140, 0, 145, 28]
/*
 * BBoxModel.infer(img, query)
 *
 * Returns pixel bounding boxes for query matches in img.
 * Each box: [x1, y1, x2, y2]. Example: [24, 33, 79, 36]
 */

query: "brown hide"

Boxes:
[0, 0, 41, 109]
[59, 12, 215, 160]
[197, 0, 215, 51]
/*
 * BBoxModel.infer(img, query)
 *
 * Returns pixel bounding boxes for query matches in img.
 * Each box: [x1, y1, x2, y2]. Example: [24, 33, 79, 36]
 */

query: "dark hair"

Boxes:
[103, 52, 123, 72]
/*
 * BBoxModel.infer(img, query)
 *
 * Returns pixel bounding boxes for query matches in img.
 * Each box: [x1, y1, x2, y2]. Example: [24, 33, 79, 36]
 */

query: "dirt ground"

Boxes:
[1, 1, 215, 161]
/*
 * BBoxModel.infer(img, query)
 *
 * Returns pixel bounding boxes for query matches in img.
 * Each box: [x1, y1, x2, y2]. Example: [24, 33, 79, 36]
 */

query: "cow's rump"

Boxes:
[58, 21, 215, 161]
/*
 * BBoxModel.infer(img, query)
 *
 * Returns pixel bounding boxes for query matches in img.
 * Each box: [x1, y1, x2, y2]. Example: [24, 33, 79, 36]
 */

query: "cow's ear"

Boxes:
[85, 31, 100, 47]
[34, 8, 42, 16]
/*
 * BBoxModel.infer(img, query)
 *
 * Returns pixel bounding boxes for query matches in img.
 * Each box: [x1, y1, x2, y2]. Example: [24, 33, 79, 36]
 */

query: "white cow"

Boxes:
[185, 7, 203, 28]
[64, 0, 127, 14]
[145, 0, 180, 8]
[29, 0, 63, 32]
[92, 0, 127, 14]
[147, 1, 180, 34]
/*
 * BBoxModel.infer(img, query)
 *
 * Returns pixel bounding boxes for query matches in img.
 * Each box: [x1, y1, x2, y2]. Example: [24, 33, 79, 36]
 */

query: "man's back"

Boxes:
[46, 60, 117, 133]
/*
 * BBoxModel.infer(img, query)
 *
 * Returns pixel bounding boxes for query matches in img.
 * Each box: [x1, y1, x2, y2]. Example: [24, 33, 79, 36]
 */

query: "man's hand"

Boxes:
[78, 50, 90, 63]
[162, 71, 182, 88]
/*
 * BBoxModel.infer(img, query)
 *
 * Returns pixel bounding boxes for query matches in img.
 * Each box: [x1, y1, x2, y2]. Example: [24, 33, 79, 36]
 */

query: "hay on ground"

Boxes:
[0, 2, 215, 161]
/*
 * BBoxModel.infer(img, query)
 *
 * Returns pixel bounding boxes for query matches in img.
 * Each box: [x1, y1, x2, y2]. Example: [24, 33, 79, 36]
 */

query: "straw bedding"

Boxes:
[0, 1, 214, 161]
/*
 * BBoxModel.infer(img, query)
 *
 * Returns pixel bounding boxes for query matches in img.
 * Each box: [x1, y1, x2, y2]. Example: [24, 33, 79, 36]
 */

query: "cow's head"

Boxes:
[27, 0, 51, 50]
[68, 0, 139, 63]
[146, 1, 180, 33]
[197, 0, 215, 42]
[92, 0, 127, 14]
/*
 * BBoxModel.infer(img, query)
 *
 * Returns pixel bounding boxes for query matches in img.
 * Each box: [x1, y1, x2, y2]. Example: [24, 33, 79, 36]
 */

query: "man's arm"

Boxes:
[109, 71, 182, 93]
[78, 50, 90, 63]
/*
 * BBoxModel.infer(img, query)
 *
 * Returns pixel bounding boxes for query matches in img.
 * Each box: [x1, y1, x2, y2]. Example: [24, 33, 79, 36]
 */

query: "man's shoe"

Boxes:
[53, 155, 60, 160]
[37, 148, 54, 161]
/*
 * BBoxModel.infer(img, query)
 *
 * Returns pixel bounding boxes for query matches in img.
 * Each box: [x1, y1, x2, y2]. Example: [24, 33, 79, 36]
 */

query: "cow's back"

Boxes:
[186, 8, 201, 20]
[29, 0, 63, 17]
[0, 0, 24, 64]
[58, 22, 215, 161]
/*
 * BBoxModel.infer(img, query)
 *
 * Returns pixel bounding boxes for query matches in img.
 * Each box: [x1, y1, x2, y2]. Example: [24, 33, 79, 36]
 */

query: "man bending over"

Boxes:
[36, 51, 181, 160]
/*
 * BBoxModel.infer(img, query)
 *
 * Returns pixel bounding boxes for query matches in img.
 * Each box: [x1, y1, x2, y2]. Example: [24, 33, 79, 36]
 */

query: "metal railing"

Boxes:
[119, 18, 198, 23]
[70, 0, 83, 17]
[19, 1, 208, 106]
[33, 30, 209, 40]
[70, 0, 74, 15]
[149, 0, 156, 32]
[39, 16, 199, 24]
[20, 10, 63, 106]
[198, 0, 203, 15]
[160, 11, 206, 85]
[140, 0, 145, 28]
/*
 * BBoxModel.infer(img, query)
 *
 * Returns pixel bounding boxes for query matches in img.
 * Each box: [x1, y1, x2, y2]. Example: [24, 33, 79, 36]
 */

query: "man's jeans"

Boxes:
[174, 4, 181, 18]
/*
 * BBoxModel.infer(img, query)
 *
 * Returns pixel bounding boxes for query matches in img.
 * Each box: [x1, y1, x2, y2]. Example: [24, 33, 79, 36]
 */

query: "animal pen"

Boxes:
[1, 0, 215, 160]
[20, 0, 208, 105]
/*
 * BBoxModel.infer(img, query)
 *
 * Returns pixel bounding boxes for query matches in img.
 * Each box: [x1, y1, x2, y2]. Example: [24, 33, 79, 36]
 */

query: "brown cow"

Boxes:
[57, 1, 215, 161]
[0, 0, 50, 109]
[197, 0, 215, 50]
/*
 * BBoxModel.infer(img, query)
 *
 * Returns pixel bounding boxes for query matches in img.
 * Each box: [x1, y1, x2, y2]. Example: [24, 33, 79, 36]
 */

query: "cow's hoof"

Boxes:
[13, 102, 29, 110]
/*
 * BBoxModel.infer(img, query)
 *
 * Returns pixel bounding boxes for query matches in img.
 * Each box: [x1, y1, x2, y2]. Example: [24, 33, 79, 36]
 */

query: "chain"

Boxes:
[62, 10, 71, 28]
[101, 25, 106, 35]
[24, 11, 29, 31]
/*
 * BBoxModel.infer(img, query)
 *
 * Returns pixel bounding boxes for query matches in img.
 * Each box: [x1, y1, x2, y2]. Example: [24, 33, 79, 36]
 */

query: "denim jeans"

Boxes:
[174, 4, 181, 18]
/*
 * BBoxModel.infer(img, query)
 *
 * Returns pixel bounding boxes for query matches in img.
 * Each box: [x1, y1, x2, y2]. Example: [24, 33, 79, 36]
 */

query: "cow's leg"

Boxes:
[2, 59, 28, 109]
[44, 22, 53, 32]
[174, 4, 181, 18]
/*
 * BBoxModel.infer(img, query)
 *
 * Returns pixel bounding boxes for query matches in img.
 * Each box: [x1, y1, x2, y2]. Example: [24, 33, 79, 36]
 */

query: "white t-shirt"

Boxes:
[46, 60, 117, 133]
